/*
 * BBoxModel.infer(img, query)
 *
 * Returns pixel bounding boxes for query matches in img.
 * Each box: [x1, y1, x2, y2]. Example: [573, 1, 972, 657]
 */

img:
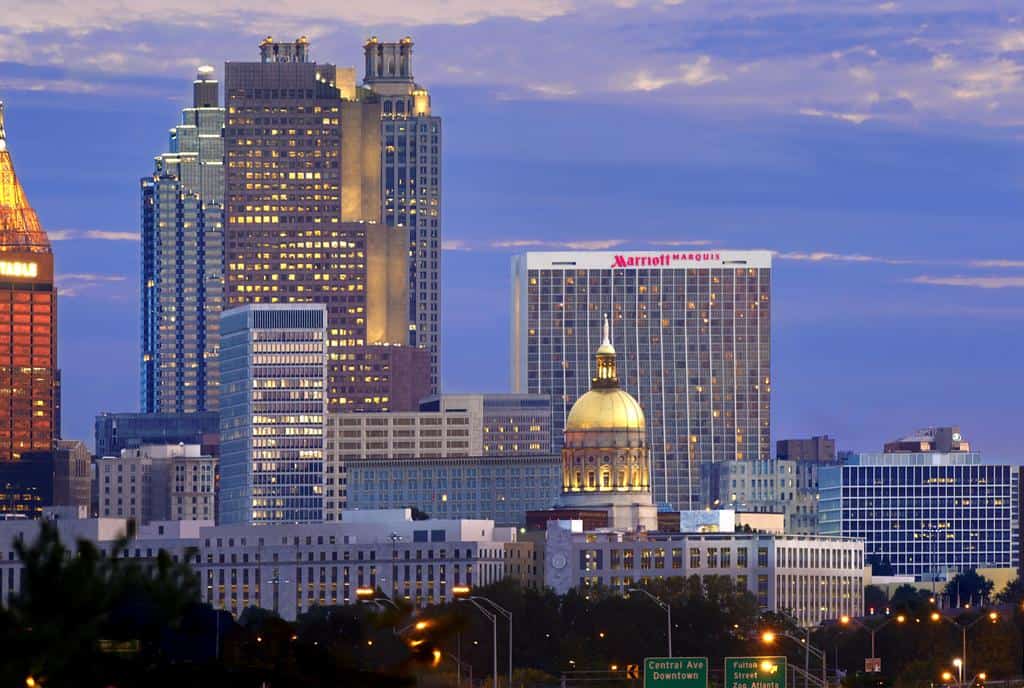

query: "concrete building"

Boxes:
[702, 459, 820, 534]
[0, 509, 513, 621]
[141, 66, 225, 413]
[323, 393, 551, 518]
[512, 250, 772, 511]
[94, 411, 220, 458]
[96, 444, 216, 523]
[219, 304, 327, 524]
[776, 436, 836, 463]
[223, 36, 429, 413]
[345, 454, 560, 525]
[362, 37, 443, 392]
[543, 521, 864, 626]
[0, 101, 58, 465]
[884, 426, 970, 454]
[52, 439, 92, 512]
[820, 452, 1018, 579]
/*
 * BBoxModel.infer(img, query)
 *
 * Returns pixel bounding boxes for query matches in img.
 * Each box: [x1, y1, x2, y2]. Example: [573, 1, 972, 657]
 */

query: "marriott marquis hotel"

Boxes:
[512, 250, 772, 511]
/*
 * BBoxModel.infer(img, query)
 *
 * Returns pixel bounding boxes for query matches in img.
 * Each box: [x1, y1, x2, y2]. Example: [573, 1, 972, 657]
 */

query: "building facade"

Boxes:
[97, 444, 216, 523]
[94, 411, 220, 458]
[776, 435, 836, 463]
[323, 393, 551, 519]
[544, 522, 864, 626]
[362, 37, 443, 392]
[703, 459, 820, 535]
[223, 36, 429, 414]
[0, 509, 514, 621]
[141, 66, 225, 413]
[512, 251, 772, 511]
[52, 439, 92, 512]
[819, 452, 1019, 579]
[0, 102, 57, 465]
[218, 304, 327, 524]
[884, 426, 970, 454]
[345, 454, 560, 525]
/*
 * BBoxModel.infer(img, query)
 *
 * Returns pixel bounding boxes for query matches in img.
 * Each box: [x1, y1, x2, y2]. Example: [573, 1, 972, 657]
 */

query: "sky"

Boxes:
[0, 1, 1022, 456]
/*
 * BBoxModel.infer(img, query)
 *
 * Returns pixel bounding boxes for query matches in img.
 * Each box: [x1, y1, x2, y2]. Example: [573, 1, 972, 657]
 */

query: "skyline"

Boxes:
[0, 2, 1021, 455]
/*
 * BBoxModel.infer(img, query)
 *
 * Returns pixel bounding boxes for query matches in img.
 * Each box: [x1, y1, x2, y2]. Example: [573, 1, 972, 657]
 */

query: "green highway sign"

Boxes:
[724, 656, 787, 688]
[644, 657, 708, 688]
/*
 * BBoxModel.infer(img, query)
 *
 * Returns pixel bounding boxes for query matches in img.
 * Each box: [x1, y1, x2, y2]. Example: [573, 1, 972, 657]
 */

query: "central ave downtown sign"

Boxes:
[643, 657, 786, 688]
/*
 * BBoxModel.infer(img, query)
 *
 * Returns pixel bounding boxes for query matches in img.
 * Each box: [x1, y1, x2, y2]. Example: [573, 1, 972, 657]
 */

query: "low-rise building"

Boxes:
[345, 454, 560, 525]
[703, 459, 820, 534]
[324, 393, 551, 519]
[0, 508, 514, 621]
[543, 520, 864, 626]
[96, 444, 216, 523]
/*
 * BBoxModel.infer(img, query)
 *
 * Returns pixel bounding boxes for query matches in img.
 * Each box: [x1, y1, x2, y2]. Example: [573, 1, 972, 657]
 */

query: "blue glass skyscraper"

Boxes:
[141, 66, 225, 412]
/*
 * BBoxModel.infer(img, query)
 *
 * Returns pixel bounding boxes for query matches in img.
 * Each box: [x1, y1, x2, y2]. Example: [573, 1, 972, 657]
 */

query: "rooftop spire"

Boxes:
[593, 313, 618, 387]
[0, 103, 51, 253]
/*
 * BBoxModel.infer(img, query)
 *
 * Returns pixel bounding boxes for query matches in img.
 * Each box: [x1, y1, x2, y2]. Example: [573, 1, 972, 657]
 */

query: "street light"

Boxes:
[453, 586, 501, 688]
[628, 588, 672, 657]
[761, 622, 826, 688]
[953, 658, 963, 685]
[838, 612, 907, 664]
[931, 609, 999, 683]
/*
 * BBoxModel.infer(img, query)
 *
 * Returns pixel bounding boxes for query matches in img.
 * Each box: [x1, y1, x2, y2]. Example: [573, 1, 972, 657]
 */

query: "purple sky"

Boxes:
[1, 1, 1022, 455]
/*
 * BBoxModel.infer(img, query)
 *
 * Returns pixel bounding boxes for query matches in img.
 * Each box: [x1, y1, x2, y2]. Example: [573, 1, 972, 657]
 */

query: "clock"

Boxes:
[551, 554, 568, 570]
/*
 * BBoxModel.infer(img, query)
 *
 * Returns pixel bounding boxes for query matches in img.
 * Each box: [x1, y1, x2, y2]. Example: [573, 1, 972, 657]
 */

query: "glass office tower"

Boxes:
[820, 452, 1019, 579]
[0, 102, 57, 464]
[218, 304, 326, 524]
[141, 66, 225, 412]
[512, 250, 772, 510]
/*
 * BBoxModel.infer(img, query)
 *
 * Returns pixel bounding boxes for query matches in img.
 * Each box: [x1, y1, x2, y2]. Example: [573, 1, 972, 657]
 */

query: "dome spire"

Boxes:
[0, 101, 7, 152]
[593, 313, 618, 388]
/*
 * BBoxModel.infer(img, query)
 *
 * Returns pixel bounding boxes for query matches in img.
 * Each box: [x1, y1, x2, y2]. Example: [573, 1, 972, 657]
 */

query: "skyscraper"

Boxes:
[141, 66, 225, 413]
[0, 102, 57, 464]
[512, 250, 771, 510]
[219, 303, 327, 524]
[362, 37, 442, 392]
[223, 36, 429, 413]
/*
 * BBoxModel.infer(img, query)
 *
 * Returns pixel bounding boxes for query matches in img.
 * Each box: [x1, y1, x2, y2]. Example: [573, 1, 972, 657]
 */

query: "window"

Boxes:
[690, 549, 701, 568]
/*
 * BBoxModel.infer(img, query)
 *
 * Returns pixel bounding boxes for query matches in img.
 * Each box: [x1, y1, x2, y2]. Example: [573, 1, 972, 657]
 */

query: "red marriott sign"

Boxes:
[611, 252, 722, 268]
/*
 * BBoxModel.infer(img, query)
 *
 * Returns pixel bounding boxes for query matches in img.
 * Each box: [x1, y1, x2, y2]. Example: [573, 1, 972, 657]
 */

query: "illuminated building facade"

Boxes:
[0, 102, 57, 466]
[820, 452, 1019, 579]
[141, 66, 225, 413]
[224, 36, 428, 413]
[362, 37, 442, 392]
[324, 393, 552, 518]
[218, 303, 327, 524]
[512, 250, 772, 511]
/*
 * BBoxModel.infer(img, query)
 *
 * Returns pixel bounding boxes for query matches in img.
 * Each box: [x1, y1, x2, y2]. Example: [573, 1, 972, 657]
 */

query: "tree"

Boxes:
[864, 585, 888, 614]
[944, 570, 994, 606]
[994, 576, 1024, 605]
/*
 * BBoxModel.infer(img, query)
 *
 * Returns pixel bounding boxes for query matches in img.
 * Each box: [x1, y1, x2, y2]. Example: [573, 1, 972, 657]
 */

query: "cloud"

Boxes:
[441, 239, 473, 251]
[776, 251, 920, 265]
[492, 238, 630, 250]
[48, 229, 138, 241]
[620, 56, 727, 92]
[799, 108, 872, 125]
[647, 240, 713, 247]
[444, 237, 713, 251]
[909, 275, 1024, 289]
[56, 272, 129, 297]
[969, 259, 1024, 268]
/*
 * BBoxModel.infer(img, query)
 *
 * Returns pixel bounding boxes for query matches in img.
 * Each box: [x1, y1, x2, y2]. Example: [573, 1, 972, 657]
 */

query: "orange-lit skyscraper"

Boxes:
[0, 101, 57, 463]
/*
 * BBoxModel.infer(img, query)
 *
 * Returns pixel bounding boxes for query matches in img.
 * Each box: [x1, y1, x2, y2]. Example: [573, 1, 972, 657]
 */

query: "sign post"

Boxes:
[644, 657, 708, 688]
[865, 658, 881, 673]
[724, 657, 787, 688]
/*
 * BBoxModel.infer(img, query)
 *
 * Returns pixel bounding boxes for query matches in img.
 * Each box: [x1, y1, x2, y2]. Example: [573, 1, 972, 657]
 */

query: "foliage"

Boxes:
[943, 570, 994, 606]
[864, 585, 888, 614]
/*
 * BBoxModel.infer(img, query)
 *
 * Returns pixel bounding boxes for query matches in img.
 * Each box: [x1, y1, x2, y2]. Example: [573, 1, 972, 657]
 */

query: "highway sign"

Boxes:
[644, 657, 709, 688]
[724, 656, 787, 688]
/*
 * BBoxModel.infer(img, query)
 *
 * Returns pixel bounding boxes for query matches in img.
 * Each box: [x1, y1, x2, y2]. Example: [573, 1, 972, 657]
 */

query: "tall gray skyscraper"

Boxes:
[141, 66, 225, 412]
[512, 250, 772, 510]
[362, 37, 442, 393]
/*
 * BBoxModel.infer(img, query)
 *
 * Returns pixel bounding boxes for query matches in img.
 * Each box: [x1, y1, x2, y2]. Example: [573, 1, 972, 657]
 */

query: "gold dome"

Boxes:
[565, 387, 645, 431]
